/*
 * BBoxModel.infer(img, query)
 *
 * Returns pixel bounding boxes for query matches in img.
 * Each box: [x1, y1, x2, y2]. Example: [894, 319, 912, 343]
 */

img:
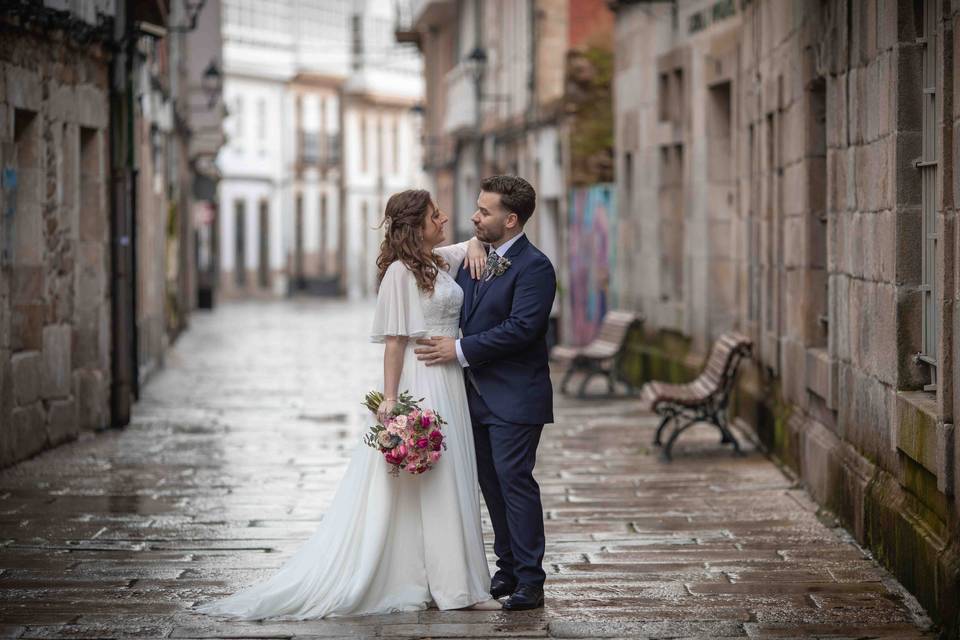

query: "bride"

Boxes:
[194, 189, 499, 619]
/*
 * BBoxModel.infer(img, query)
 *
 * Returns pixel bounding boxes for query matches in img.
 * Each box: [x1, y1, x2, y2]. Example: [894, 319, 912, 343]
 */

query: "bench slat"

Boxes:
[643, 331, 752, 410]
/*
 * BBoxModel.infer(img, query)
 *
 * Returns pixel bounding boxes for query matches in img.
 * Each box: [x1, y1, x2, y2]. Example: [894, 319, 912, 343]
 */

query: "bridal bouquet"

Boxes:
[362, 391, 447, 476]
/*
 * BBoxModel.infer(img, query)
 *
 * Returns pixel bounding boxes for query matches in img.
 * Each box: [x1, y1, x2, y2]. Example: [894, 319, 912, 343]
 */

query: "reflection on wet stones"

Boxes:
[0, 300, 938, 638]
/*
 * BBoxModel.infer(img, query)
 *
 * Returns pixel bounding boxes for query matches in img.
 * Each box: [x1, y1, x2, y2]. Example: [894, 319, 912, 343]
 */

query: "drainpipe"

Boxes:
[108, 0, 139, 425]
[528, 0, 537, 125]
[473, 0, 483, 194]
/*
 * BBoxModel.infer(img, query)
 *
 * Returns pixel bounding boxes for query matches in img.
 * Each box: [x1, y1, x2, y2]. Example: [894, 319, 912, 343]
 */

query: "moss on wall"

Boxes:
[565, 44, 614, 186]
[626, 331, 960, 635]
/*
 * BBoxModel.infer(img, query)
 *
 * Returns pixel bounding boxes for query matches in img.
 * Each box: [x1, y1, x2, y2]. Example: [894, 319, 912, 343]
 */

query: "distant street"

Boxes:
[0, 299, 935, 639]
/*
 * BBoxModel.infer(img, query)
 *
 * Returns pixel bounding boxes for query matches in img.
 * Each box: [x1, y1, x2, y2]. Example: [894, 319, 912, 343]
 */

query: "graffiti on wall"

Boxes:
[568, 183, 617, 345]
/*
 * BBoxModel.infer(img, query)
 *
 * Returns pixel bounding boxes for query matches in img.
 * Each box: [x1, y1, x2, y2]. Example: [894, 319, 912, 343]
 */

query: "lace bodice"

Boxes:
[421, 270, 463, 337]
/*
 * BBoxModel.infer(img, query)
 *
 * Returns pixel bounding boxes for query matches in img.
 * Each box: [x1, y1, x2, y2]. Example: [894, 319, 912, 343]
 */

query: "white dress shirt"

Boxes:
[455, 232, 526, 368]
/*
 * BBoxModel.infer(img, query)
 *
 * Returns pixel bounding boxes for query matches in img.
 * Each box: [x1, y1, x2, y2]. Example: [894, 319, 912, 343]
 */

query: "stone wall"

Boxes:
[613, 0, 960, 632]
[0, 30, 112, 466]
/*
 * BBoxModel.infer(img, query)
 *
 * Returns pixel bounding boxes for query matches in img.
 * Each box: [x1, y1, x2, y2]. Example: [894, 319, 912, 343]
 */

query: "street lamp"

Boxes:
[201, 60, 222, 109]
[465, 46, 488, 86]
[463, 46, 510, 103]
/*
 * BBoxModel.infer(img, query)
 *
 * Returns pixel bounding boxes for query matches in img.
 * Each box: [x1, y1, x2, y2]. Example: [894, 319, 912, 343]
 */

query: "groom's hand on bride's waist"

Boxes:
[414, 336, 457, 366]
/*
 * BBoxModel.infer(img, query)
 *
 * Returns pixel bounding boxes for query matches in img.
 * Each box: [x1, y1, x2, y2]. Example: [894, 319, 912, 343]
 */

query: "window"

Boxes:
[808, 77, 828, 346]
[919, 0, 939, 390]
[360, 201, 369, 295]
[319, 194, 328, 277]
[658, 65, 686, 126]
[673, 68, 685, 123]
[659, 144, 685, 300]
[79, 127, 100, 242]
[233, 96, 244, 147]
[294, 194, 304, 284]
[623, 152, 633, 216]
[658, 72, 670, 122]
[257, 98, 267, 146]
[392, 118, 399, 174]
[360, 115, 368, 173]
[747, 123, 760, 323]
[9, 109, 40, 267]
[258, 200, 269, 288]
[234, 200, 246, 286]
[764, 111, 779, 335]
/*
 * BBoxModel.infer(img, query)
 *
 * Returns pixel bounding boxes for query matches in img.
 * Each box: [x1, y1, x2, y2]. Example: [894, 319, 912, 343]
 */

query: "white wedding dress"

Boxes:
[194, 242, 490, 620]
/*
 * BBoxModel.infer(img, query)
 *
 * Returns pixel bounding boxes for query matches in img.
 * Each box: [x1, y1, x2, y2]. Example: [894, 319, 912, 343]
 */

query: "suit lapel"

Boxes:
[459, 264, 476, 322]
[464, 235, 530, 324]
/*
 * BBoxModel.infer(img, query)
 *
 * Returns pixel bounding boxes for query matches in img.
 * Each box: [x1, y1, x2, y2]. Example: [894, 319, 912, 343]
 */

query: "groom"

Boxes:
[415, 175, 556, 611]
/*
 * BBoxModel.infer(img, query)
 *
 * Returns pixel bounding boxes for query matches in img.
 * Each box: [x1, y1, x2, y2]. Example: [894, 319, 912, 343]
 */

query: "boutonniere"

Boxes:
[483, 254, 512, 281]
[493, 256, 512, 276]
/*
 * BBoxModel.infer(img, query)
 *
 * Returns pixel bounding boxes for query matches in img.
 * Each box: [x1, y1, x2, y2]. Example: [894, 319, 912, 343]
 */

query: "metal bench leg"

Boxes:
[606, 369, 616, 394]
[660, 418, 700, 462]
[653, 412, 675, 447]
[577, 371, 596, 398]
[708, 411, 733, 443]
[578, 363, 603, 398]
[715, 412, 742, 456]
[560, 364, 578, 395]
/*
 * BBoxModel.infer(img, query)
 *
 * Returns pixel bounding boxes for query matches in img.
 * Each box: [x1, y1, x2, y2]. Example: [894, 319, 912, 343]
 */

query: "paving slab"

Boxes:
[0, 299, 938, 638]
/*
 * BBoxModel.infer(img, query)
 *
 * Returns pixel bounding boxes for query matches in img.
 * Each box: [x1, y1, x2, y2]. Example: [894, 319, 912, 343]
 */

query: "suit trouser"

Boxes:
[467, 383, 546, 588]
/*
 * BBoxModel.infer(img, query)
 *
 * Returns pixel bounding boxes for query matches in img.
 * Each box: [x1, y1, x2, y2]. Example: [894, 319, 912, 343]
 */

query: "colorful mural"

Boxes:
[567, 184, 617, 345]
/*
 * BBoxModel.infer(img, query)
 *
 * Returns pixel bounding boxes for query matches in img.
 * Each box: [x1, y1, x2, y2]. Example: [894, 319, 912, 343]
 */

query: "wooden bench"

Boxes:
[551, 310, 643, 398]
[640, 332, 752, 461]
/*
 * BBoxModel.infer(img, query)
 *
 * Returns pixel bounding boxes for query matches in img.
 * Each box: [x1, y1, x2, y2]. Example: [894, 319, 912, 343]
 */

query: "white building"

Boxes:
[218, 0, 424, 298]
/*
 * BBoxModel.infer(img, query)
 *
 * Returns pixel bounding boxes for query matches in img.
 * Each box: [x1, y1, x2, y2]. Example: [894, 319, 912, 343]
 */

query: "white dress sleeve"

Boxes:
[432, 241, 470, 274]
[369, 261, 428, 343]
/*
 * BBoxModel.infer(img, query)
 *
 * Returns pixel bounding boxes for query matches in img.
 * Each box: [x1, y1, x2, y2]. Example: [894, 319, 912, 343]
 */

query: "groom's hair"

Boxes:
[481, 175, 536, 226]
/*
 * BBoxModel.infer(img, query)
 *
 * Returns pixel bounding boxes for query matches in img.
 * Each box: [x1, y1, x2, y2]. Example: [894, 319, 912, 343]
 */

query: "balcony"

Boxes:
[409, 0, 455, 29]
[299, 132, 341, 169]
[443, 63, 477, 135]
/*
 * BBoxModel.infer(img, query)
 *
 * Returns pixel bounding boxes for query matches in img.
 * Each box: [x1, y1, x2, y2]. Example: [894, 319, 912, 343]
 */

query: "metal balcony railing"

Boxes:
[299, 132, 341, 168]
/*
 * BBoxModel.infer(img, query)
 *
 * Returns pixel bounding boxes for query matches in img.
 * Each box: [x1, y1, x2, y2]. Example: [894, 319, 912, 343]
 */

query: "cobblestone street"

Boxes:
[0, 300, 938, 639]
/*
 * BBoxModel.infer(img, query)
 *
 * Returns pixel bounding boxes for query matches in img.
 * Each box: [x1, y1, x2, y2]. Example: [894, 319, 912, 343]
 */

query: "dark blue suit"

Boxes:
[456, 234, 556, 589]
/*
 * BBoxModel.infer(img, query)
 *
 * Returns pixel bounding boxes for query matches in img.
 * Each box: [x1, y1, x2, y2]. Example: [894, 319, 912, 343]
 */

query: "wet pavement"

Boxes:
[0, 299, 938, 639]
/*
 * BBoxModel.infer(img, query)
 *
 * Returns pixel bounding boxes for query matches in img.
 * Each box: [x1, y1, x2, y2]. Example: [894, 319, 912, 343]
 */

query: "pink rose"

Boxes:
[395, 444, 407, 458]
[405, 462, 418, 473]
[420, 414, 433, 428]
[416, 437, 429, 449]
[429, 451, 441, 463]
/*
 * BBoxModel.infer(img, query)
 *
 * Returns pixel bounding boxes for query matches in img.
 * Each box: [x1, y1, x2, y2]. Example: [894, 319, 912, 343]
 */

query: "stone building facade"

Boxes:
[612, 0, 959, 631]
[217, 0, 424, 300]
[403, 0, 614, 340]
[0, 0, 224, 469]
[404, 0, 570, 251]
[0, 4, 114, 466]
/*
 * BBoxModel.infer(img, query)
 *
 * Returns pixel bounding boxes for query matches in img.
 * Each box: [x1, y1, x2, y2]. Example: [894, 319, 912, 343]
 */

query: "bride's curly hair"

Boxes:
[376, 189, 447, 294]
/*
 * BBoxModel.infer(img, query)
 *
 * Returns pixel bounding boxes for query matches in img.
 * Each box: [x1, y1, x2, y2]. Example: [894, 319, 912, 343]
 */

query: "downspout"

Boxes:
[474, 0, 483, 193]
[108, 0, 138, 425]
[529, 0, 537, 125]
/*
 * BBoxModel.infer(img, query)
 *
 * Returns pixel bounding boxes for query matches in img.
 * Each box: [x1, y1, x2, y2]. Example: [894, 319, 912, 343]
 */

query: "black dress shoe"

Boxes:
[502, 584, 544, 611]
[489, 575, 517, 599]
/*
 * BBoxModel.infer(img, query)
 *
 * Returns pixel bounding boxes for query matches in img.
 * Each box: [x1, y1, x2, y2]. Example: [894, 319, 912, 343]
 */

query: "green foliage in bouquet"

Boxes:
[361, 390, 422, 450]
